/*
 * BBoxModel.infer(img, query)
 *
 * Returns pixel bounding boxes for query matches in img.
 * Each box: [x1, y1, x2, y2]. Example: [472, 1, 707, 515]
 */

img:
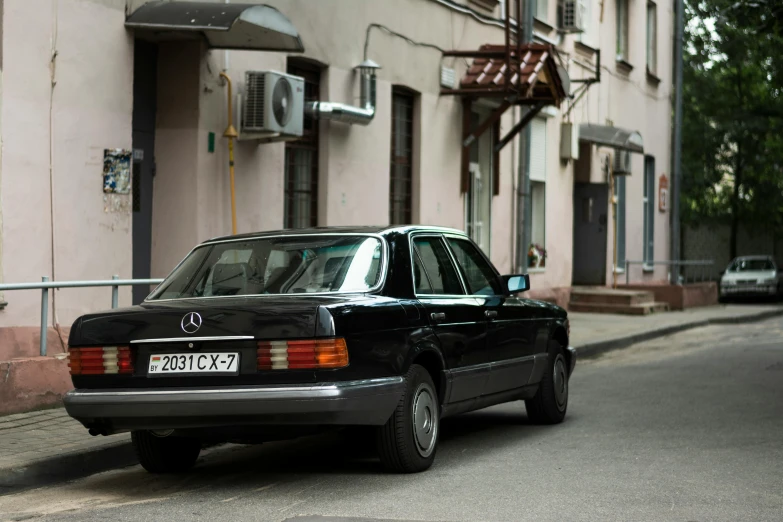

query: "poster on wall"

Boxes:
[103, 149, 132, 194]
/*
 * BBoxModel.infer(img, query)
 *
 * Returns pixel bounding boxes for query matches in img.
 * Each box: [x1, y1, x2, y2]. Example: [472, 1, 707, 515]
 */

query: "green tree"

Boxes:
[682, 0, 783, 258]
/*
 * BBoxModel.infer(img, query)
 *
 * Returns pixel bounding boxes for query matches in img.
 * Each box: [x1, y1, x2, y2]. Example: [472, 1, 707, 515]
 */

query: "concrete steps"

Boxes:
[569, 287, 671, 315]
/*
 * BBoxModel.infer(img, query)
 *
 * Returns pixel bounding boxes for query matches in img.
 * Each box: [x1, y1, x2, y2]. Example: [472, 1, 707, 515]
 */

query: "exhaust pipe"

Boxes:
[306, 59, 380, 126]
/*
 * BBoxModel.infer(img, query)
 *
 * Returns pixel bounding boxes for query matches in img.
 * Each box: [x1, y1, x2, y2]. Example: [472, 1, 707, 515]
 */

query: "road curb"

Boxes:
[0, 440, 136, 495]
[574, 308, 783, 359]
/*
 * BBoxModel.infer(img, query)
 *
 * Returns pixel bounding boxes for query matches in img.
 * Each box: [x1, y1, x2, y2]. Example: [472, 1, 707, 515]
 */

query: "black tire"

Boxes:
[376, 364, 439, 473]
[131, 430, 201, 474]
[525, 341, 569, 425]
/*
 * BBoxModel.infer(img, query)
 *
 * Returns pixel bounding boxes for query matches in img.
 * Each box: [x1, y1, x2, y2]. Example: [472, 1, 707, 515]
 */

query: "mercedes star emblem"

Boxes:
[181, 312, 202, 334]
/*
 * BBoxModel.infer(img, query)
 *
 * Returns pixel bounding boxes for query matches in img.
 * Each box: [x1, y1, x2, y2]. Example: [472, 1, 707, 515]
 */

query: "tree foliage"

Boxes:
[682, 0, 783, 256]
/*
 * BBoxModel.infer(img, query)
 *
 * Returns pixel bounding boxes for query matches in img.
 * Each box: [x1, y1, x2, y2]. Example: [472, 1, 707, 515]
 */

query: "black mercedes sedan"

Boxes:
[64, 226, 575, 473]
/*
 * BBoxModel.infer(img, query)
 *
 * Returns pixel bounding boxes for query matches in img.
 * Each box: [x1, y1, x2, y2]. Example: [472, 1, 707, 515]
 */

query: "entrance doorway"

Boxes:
[131, 40, 158, 304]
[572, 183, 608, 285]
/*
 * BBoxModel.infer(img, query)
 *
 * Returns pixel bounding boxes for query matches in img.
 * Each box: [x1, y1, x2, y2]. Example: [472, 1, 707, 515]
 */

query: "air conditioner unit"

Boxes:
[236, 71, 304, 141]
[613, 149, 632, 175]
[557, 0, 586, 34]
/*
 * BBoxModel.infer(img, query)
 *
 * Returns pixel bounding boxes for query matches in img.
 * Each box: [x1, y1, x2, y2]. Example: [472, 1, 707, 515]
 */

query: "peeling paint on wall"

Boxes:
[103, 148, 131, 194]
[103, 194, 131, 214]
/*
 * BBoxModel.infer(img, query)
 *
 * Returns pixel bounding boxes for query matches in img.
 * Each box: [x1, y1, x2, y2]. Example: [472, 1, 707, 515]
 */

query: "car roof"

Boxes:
[203, 225, 467, 244]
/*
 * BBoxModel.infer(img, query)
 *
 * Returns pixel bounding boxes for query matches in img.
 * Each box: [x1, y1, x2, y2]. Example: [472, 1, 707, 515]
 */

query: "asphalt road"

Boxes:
[1, 317, 782, 522]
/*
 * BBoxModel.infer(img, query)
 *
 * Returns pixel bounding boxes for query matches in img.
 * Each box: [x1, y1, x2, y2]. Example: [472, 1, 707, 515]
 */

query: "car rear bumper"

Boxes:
[64, 377, 404, 434]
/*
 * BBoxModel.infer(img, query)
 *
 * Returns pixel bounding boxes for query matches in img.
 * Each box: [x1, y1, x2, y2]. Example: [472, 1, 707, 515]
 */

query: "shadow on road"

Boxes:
[56, 405, 572, 500]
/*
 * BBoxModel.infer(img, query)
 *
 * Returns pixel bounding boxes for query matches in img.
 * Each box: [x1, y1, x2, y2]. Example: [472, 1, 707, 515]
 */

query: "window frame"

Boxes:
[616, 0, 629, 62]
[284, 61, 321, 229]
[643, 156, 656, 268]
[410, 233, 470, 298]
[390, 88, 415, 225]
[646, 1, 658, 75]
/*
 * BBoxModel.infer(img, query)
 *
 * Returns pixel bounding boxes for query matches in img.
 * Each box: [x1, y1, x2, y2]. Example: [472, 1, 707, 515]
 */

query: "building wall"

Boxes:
[0, 0, 132, 333]
[0, 0, 675, 336]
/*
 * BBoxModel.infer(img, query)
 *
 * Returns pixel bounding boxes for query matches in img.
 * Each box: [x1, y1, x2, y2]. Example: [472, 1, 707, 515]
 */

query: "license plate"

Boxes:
[148, 353, 239, 375]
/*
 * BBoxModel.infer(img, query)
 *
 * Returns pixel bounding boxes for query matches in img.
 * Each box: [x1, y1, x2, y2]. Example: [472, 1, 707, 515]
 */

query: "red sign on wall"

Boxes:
[659, 174, 669, 212]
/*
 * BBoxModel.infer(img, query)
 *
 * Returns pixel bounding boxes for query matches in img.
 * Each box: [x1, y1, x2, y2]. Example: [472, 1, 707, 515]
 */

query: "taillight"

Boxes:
[68, 347, 133, 375]
[257, 338, 349, 370]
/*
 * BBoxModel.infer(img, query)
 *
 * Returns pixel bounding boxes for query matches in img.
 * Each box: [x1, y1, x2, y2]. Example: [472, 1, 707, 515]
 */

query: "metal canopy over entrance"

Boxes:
[126, 1, 304, 52]
[439, 0, 567, 193]
[579, 124, 644, 154]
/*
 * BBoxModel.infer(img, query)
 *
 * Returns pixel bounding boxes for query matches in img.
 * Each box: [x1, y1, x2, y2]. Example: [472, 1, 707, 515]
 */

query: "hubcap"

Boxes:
[412, 383, 438, 458]
[553, 354, 568, 411]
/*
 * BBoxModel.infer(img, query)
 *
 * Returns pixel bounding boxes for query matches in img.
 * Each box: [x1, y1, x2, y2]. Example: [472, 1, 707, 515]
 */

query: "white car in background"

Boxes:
[719, 256, 782, 301]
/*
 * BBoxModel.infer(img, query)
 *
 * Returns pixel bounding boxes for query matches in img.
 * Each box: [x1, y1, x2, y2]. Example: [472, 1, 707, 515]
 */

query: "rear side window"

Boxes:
[446, 238, 501, 296]
[412, 237, 464, 295]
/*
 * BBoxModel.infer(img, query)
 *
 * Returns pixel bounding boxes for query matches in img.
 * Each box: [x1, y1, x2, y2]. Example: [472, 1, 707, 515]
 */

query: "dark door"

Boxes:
[445, 236, 538, 395]
[572, 183, 609, 285]
[412, 235, 488, 403]
[132, 40, 158, 304]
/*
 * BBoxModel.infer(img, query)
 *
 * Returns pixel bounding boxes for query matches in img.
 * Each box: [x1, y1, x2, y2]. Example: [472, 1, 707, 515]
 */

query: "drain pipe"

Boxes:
[306, 60, 380, 125]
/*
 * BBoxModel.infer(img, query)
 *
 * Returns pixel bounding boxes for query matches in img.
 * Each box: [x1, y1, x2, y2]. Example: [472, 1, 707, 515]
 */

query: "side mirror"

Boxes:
[502, 274, 530, 294]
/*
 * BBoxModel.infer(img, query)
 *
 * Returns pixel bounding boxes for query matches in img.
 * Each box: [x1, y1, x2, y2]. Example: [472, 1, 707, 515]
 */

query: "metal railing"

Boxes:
[624, 260, 715, 285]
[0, 276, 164, 357]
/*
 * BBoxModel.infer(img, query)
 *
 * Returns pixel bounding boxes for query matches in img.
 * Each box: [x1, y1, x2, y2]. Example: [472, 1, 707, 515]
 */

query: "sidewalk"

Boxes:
[1, 303, 782, 494]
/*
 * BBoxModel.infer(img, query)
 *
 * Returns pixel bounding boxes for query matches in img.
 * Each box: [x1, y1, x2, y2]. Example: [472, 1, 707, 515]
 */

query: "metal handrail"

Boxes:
[0, 276, 164, 357]
[624, 260, 714, 285]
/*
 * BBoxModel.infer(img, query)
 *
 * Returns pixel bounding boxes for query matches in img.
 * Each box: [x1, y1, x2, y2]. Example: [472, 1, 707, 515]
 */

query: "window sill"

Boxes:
[528, 268, 546, 274]
[468, 0, 499, 12]
[533, 18, 555, 34]
[575, 41, 598, 57]
[642, 265, 655, 273]
[613, 268, 625, 275]
[646, 69, 662, 86]
[615, 58, 634, 75]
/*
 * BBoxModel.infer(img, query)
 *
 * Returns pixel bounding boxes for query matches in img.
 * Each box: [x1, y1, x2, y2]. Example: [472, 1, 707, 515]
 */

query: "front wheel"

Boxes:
[131, 430, 201, 473]
[525, 341, 569, 424]
[376, 364, 439, 473]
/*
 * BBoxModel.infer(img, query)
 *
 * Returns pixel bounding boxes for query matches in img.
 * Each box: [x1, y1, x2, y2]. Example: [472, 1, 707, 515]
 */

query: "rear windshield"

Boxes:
[729, 259, 774, 272]
[147, 235, 384, 300]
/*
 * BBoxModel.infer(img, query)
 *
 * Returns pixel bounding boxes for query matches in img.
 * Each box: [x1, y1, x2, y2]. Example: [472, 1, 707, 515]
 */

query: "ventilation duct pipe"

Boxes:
[306, 59, 380, 125]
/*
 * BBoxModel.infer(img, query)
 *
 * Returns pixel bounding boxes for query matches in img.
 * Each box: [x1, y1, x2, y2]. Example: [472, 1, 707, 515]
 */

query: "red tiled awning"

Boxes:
[450, 43, 566, 106]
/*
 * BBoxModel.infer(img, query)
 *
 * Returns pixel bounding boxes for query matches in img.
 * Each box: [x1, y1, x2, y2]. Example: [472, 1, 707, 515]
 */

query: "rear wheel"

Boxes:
[376, 364, 439, 473]
[131, 430, 201, 473]
[525, 341, 569, 424]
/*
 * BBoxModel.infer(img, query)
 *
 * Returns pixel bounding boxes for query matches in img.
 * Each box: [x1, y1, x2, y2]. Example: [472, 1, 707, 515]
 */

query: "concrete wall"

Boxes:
[0, 0, 133, 338]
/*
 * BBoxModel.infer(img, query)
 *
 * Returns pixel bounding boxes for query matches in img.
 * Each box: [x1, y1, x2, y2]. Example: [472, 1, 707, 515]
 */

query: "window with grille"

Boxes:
[284, 61, 321, 229]
[389, 89, 414, 225]
[643, 156, 656, 265]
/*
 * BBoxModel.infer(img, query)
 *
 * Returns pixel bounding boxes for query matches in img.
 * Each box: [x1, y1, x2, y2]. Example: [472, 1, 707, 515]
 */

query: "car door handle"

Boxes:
[485, 310, 498, 319]
[430, 312, 446, 322]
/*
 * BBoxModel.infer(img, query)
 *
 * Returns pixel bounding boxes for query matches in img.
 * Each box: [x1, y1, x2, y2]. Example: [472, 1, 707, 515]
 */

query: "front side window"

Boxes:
[148, 236, 383, 299]
[412, 237, 464, 295]
[446, 238, 501, 296]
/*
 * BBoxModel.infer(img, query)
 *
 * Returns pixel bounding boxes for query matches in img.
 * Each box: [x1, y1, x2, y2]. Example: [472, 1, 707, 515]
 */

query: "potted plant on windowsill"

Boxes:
[528, 244, 547, 269]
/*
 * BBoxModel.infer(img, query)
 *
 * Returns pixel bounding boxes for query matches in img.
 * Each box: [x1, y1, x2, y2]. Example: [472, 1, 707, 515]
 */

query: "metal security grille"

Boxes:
[243, 72, 266, 131]
[390, 90, 414, 225]
[284, 62, 320, 229]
